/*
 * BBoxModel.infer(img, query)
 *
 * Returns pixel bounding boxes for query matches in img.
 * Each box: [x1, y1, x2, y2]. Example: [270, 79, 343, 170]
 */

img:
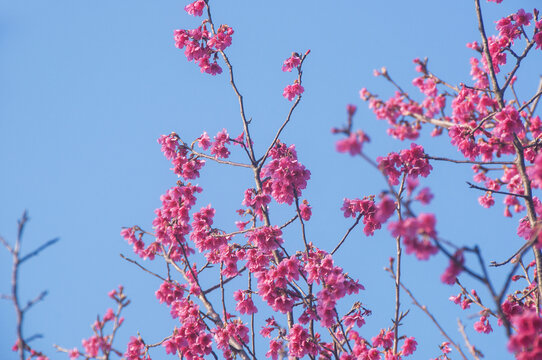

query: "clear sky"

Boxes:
[1, 1, 541, 359]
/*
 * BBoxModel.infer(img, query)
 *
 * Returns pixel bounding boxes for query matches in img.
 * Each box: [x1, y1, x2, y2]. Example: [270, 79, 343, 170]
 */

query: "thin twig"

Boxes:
[21, 291, 47, 313]
[397, 279, 469, 360]
[474, 0, 503, 106]
[120, 254, 168, 282]
[466, 181, 527, 198]
[427, 155, 513, 166]
[457, 318, 482, 360]
[258, 52, 310, 168]
[20, 238, 59, 264]
[331, 213, 363, 255]
[528, 77, 542, 116]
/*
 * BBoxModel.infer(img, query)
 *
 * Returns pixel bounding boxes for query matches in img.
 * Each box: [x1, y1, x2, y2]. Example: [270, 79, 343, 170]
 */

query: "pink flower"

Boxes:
[262, 141, 311, 205]
[528, 152, 542, 188]
[493, 106, 524, 142]
[266, 340, 284, 360]
[247, 226, 283, 252]
[342, 310, 366, 329]
[347, 104, 357, 116]
[508, 311, 542, 359]
[441, 250, 464, 285]
[184, 0, 205, 16]
[242, 188, 271, 220]
[534, 21, 542, 50]
[359, 88, 370, 100]
[514, 9, 532, 26]
[103, 308, 115, 322]
[474, 315, 493, 334]
[478, 192, 495, 208]
[124, 337, 146, 360]
[283, 81, 304, 101]
[288, 325, 319, 358]
[389, 213, 438, 260]
[377, 144, 432, 185]
[341, 197, 382, 236]
[299, 200, 312, 221]
[208, 25, 234, 51]
[282, 53, 301, 72]
[197, 131, 211, 150]
[401, 337, 417, 356]
[210, 129, 231, 158]
[155, 281, 185, 305]
[415, 187, 433, 205]
[233, 290, 258, 315]
[336, 130, 370, 156]
[375, 196, 396, 223]
[440, 342, 452, 354]
[68, 348, 80, 360]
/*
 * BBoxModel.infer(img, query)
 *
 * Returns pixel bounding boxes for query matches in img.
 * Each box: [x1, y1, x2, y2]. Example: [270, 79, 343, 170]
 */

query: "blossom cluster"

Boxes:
[377, 143, 433, 185]
[173, 1, 234, 75]
[262, 141, 311, 205]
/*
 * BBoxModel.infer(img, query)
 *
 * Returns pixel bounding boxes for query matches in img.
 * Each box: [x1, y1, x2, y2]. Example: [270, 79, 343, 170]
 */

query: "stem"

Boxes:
[393, 174, 406, 354]
[398, 278, 469, 360]
[512, 134, 542, 307]
[474, 0, 503, 107]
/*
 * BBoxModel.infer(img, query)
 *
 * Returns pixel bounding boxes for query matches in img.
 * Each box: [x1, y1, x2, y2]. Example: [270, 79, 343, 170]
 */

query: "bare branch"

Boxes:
[331, 213, 363, 256]
[466, 181, 527, 198]
[22, 291, 47, 313]
[20, 238, 59, 264]
[427, 155, 514, 166]
[120, 254, 168, 282]
[457, 318, 482, 360]
[474, 0, 503, 106]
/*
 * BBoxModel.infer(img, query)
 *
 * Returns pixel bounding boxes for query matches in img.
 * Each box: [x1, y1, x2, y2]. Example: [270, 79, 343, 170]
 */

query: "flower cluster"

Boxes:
[302, 245, 365, 327]
[283, 80, 304, 101]
[158, 134, 205, 179]
[173, 3, 234, 75]
[262, 141, 311, 205]
[508, 311, 542, 360]
[336, 130, 370, 156]
[377, 143, 433, 185]
[440, 250, 464, 285]
[341, 196, 395, 236]
[282, 53, 301, 72]
[389, 213, 438, 260]
[165, 298, 213, 358]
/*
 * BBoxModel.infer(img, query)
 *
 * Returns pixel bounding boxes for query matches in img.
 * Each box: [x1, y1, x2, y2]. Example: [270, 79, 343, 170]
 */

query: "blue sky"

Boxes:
[1, 0, 541, 359]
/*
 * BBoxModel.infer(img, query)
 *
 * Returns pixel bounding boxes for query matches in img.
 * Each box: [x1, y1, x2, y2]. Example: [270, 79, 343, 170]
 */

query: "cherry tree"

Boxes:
[3, 0, 542, 359]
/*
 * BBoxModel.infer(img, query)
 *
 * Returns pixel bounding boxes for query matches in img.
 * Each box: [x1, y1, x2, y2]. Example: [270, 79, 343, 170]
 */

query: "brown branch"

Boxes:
[331, 213, 363, 255]
[427, 155, 514, 166]
[13, 212, 28, 360]
[390, 274, 469, 360]
[501, 37, 537, 95]
[528, 76, 542, 116]
[409, 112, 455, 129]
[120, 254, 168, 282]
[511, 134, 542, 305]
[257, 51, 310, 169]
[205, 1, 257, 165]
[457, 318, 482, 360]
[0, 235, 13, 253]
[393, 174, 407, 354]
[21, 291, 47, 313]
[20, 238, 59, 264]
[164, 249, 250, 360]
[490, 238, 536, 267]
[474, 0, 503, 106]
[466, 181, 527, 198]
